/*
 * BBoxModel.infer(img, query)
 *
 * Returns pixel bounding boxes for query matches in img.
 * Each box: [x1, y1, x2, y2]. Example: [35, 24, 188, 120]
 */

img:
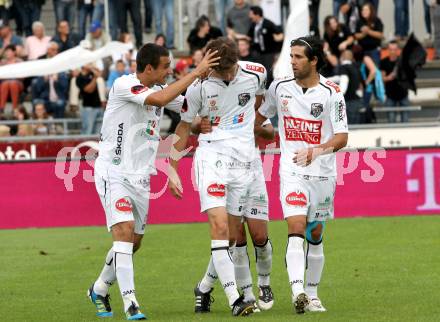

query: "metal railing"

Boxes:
[0, 118, 82, 136]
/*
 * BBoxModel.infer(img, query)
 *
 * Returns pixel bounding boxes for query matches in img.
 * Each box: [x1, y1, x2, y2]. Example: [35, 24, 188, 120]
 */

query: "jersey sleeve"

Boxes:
[256, 66, 267, 95]
[164, 95, 184, 113]
[113, 77, 155, 106]
[180, 80, 203, 123]
[329, 91, 349, 134]
[258, 81, 277, 119]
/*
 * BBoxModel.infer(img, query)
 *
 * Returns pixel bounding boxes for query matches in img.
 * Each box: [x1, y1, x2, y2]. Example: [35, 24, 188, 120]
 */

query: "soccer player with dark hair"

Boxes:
[87, 43, 219, 320]
[256, 36, 348, 314]
[169, 37, 267, 316]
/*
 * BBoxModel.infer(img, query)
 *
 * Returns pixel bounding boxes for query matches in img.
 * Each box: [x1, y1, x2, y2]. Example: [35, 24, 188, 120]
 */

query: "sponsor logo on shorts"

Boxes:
[207, 183, 226, 197]
[115, 197, 132, 212]
[285, 191, 307, 206]
[112, 157, 121, 165]
[283, 116, 322, 144]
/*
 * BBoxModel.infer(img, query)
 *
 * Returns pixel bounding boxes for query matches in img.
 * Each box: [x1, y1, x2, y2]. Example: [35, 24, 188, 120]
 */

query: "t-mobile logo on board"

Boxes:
[406, 153, 440, 211]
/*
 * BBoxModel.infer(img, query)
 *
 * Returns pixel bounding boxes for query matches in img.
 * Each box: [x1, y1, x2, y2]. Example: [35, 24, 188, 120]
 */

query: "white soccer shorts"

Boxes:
[240, 156, 269, 221]
[194, 148, 254, 216]
[95, 167, 150, 234]
[280, 172, 336, 222]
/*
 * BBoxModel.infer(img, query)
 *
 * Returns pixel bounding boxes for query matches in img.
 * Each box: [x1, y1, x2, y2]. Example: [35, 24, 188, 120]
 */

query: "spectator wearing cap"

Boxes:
[174, 59, 189, 81]
[52, 20, 80, 52]
[85, 21, 110, 51]
[0, 22, 24, 57]
[187, 15, 223, 53]
[0, 44, 24, 112]
[24, 21, 51, 60]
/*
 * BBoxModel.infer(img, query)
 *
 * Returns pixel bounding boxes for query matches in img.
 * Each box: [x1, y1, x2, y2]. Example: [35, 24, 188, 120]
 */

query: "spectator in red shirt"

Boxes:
[0, 45, 24, 112]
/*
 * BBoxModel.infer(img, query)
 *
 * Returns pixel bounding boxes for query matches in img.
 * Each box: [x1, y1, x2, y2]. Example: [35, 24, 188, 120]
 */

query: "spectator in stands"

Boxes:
[128, 59, 136, 74]
[339, 49, 363, 124]
[76, 64, 106, 135]
[24, 21, 51, 60]
[32, 102, 55, 135]
[111, 32, 137, 69]
[78, 0, 95, 40]
[31, 43, 69, 118]
[237, 38, 257, 62]
[13, 106, 33, 136]
[380, 40, 409, 123]
[187, 15, 223, 53]
[116, 0, 143, 49]
[355, 2, 383, 65]
[226, 0, 252, 41]
[155, 33, 174, 68]
[85, 21, 110, 51]
[187, 0, 209, 32]
[52, 20, 80, 52]
[431, 0, 440, 59]
[0, 0, 11, 26]
[394, 0, 409, 41]
[353, 44, 379, 123]
[189, 48, 203, 71]
[0, 45, 24, 112]
[324, 15, 354, 59]
[106, 59, 128, 91]
[152, 0, 175, 49]
[143, 0, 153, 33]
[215, 0, 232, 34]
[53, 0, 75, 28]
[424, 0, 433, 40]
[248, 5, 283, 86]
[174, 59, 189, 81]
[14, 0, 44, 36]
[0, 22, 24, 57]
[309, 0, 321, 38]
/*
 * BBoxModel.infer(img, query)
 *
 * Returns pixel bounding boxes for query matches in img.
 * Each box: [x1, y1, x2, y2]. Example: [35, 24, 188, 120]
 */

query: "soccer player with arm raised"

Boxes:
[255, 36, 348, 314]
[87, 43, 219, 320]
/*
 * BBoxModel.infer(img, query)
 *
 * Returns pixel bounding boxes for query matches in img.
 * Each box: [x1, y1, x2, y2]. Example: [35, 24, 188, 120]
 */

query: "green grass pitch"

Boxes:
[0, 215, 439, 322]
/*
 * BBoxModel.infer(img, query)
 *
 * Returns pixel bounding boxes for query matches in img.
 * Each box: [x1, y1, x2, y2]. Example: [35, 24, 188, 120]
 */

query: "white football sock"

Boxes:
[113, 241, 138, 312]
[93, 248, 116, 296]
[285, 234, 306, 297]
[305, 241, 324, 298]
[211, 240, 240, 307]
[255, 238, 273, 287]
[199, 256, 218, 293]
[233, 244, 255, 302]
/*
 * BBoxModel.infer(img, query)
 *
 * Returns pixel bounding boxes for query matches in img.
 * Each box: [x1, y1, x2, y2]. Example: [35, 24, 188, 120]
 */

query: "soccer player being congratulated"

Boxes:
[87, 43, 219, 320]
[256, 36, 348, 314]
[169, 37, 267, 316]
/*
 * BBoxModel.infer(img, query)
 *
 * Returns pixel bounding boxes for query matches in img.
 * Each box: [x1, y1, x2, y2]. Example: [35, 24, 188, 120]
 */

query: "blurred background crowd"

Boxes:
[0, 0, 439, 137]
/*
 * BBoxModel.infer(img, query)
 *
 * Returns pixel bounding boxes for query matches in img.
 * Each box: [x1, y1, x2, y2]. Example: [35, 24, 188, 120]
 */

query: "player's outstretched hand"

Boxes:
[200, 117, 212, 134]
[193, 49, 220, 78]
[168, 170, 183, 199]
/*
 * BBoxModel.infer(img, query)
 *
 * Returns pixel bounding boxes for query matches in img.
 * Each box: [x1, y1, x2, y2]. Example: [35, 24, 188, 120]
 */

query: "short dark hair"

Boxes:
[136, 43, 169, 72]
[250, 6, 263, 17]
[290, 36, 326, 71]
[4, 44, 16, 52]
[205, 37, 238, 71]
[196, 15, 210, 30]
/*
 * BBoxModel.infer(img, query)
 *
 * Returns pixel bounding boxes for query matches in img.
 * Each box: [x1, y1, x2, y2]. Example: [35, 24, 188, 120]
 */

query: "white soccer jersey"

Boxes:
[259, 75, 348, 177]
[181, 61, 267, 162]
[95, 73, 183, 175]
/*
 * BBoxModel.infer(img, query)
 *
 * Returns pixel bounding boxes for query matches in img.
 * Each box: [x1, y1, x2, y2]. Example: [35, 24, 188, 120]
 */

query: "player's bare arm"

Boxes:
[168, 121, 192, 199]
[145, 50, 220, 107]
[255, 122, 275, 140]
[293, 133, 348, 166]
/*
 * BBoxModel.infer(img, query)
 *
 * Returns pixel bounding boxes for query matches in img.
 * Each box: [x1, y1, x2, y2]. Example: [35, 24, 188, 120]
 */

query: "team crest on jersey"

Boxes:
[310, 103, 323, 118]
[238, 93, 250, 106]
[131, 85, 149, 94]
[209, 99, 218, 111]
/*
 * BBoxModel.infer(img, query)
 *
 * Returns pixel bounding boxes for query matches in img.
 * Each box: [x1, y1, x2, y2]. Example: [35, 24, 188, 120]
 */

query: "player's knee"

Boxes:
[252, 233, 268, 246]
[211, 221, 229, 239]
[111, 221, 135, 241]
[289, 221, 306, 235]
[306, 222, 324, 243]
